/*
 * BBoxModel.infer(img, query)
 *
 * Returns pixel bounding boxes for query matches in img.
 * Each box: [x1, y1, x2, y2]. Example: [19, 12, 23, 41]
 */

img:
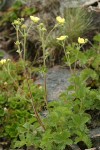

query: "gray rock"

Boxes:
[85, 148, 97, 150]
[90, 127, 100, 148]
[0, 0, 15, 10]
[70, 144, 81, 150]
[35, 66, 71, 100]
[90, 127, 100, 138]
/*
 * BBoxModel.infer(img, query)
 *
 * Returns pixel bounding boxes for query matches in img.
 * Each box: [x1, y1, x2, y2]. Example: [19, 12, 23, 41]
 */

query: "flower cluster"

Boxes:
[12, 18, 24, 26]
[0, 59, 11, 65]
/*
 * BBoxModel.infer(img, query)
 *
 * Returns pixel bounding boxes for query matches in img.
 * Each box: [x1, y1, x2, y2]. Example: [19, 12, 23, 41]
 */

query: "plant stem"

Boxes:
[73, 47, 79, 74]
[62, 42, 73, 74]
[26, 76, 46, 131]
[42, 37, 48, 107]
[14, 22, 46, 130]
[39, 29, 48, 107]
[44, 73, 48, 106]
[67, 54, 73, 74]
[45, 24, 58, 44]
[27, 22, 33, 35]
[23, 29, 27, 61]
[16, 28, 22, 59]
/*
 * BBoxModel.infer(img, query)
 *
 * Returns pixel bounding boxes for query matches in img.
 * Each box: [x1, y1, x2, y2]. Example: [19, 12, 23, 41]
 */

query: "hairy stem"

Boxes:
[62, 42, 73, 74]
[26, 76, 46, 131]
[23, 29, 27, 61]
[16, 28, 22, 59]
[39, 29, 48, 107]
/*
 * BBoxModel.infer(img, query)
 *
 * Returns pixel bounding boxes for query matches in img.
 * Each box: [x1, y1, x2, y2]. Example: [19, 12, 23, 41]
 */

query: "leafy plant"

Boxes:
[0, 15, 100, 150]
[0, 59, 44, 143]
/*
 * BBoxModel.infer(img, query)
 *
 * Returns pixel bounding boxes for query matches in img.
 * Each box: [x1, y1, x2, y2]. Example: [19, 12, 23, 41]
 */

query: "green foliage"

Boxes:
[0, 51, 5, 59]
[0, 15, 100, 150]
[12, 99, 92, 149]
[0, 60, 44, 142]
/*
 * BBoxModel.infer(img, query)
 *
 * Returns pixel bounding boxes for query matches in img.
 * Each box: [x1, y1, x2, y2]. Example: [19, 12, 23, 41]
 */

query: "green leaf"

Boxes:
[0, 51, 4, 58]
[0, 109, 4, 117]
[92, 54, 100, 70]
[0, 95, 7, 104]
[80, 68, 98, 81]
[93, 34, 100, 42]
[78, 51, 88, 65]
[14, 140, 26, 148]
[26, 132, 34, 146]
[53, 130, 71, 143]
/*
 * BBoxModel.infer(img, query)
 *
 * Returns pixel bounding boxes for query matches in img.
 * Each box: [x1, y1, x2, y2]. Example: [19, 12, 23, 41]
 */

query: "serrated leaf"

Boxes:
[80, 68, 98, 81]
[93, 34, 100, 42]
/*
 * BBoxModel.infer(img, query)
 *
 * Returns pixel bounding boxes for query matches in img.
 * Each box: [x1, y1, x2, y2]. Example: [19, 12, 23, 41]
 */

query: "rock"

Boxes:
[83, 0, 100, 7]
[91, 12, 100, 30]
[85, 148, 97, 150]
[70, 144, 81, 150]
[35, 66, 72, 100]
[0, 0, 15, 10]
[90, 127, 100, 148]
[85, 148, 100, 150]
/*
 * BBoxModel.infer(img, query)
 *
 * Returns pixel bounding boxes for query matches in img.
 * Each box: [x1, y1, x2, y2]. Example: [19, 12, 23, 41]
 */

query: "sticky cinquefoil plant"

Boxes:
[0, 14, 99, 150]
[12, 16, 93, 150]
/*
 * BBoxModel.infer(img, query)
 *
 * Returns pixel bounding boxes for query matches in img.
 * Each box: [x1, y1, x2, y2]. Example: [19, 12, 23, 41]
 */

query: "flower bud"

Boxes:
[15, 41, 21, 46]
[4, 107, 8, 113]
[66, 51, 70, 55]
[21, 24, 27, 29]
[4, 82, 7, 86]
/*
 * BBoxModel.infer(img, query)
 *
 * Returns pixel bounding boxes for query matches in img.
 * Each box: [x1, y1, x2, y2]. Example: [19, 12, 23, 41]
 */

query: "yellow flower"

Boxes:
[56, 35, 68, 41]
[0, 59, 7, 64]
[56, 16, 65, 24]
[78, 37, 88, 44]
[0, 59, 11, 65]
[30, 16, 40, 23]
